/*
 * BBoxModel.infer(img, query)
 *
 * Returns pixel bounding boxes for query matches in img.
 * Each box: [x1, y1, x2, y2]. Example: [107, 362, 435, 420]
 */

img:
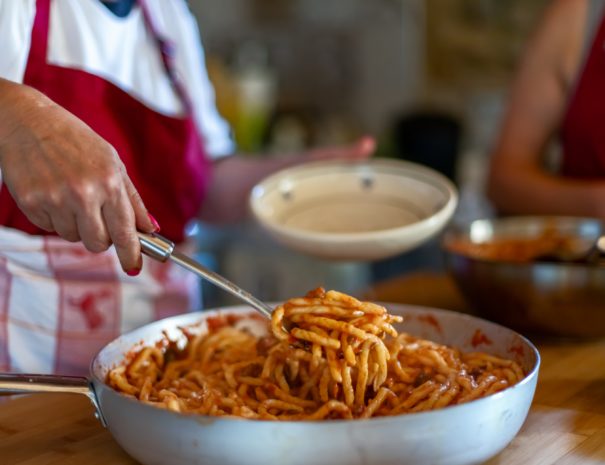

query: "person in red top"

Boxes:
[488, 0, 605, 217]
[0, 0, 374, 374]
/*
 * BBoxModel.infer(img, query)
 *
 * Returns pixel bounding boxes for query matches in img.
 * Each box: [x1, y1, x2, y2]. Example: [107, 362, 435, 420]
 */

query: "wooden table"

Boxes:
[1, 272, 605, 464]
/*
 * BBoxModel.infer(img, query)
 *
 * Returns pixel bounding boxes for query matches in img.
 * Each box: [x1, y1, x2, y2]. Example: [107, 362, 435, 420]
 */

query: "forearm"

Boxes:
[484, 0, 591, 218]
[0, 78, 53, 159]
[487, 161, 605, 219]
[0, 78, 46, 119]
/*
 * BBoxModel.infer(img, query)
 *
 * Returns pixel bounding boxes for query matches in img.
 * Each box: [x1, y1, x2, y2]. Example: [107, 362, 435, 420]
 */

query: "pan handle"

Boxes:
[0, 373, 107, 427]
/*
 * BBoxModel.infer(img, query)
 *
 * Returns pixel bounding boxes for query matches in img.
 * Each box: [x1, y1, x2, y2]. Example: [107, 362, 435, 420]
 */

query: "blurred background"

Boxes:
[188, 0, 550, 307]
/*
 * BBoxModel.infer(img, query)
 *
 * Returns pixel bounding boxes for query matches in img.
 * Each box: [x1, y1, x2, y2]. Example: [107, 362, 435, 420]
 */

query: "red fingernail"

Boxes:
[148, 213, 161, 232]
[126, 268, 141, 277]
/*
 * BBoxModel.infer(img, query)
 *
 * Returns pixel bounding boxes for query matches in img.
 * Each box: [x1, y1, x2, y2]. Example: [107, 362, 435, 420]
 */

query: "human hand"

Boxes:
[305, 136, 375, 162]
[0, 81, 157, 274]
[200, 135, 376, 224]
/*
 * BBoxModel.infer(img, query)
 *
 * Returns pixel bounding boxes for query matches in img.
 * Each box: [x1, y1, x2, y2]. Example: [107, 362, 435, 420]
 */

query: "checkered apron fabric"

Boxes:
[0, 226, 200, 375]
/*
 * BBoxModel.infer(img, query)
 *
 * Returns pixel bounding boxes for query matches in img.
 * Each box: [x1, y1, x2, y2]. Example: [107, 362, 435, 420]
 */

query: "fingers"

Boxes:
[339, 136, 375, 160]
[355, 136, 376, 159]
[309, 135, 376, 162]
[102, 184, 142, 275]
[76, 207, 111, 253]
[53, 178, 149, 274]
[23, 209, 54, 232]
[48, 209, 80, 242]
[39, 169, 153, 273]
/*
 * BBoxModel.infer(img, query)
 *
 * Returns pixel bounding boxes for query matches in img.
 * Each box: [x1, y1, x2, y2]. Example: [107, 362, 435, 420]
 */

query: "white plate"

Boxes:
[249, 158, 458, 260]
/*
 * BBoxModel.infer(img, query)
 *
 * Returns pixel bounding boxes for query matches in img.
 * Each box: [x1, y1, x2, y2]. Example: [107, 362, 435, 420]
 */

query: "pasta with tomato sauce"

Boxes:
[107, 288, 524, 420]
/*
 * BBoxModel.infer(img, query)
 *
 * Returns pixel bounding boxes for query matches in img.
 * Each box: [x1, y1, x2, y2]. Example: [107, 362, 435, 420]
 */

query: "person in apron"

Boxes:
[487, 0, 605, 218]
[0, 0, 374, 375]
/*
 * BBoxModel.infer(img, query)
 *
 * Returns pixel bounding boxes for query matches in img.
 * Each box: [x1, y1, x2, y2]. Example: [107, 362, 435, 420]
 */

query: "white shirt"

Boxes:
[0, 0, 234, 157]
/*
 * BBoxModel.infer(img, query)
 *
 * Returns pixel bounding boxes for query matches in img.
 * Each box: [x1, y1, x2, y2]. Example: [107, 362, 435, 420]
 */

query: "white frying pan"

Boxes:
[0, 304, 540, 465]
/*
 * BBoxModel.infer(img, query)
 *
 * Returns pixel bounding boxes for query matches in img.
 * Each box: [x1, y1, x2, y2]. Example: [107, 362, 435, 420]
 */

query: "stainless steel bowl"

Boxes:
[443, 216, 605, 338]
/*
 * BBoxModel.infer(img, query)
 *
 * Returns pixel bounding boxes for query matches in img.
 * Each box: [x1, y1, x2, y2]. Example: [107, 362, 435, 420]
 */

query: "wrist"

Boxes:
[0, 78, 52, 126]
[0, 79, 52, 162]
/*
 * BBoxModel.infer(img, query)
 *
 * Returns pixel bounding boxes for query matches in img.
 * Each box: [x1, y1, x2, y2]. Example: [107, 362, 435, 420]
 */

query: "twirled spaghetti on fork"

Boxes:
[108, 288, 524, 420]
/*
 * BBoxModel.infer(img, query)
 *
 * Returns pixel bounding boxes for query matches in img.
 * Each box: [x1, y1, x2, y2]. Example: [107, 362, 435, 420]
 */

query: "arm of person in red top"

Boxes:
[0, 77, 156, 274]
[487, 0, 605, 218]
[198, 136, 375, 224]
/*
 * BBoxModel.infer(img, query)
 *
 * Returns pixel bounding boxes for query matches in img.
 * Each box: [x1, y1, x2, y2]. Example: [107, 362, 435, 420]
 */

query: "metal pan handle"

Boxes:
[0, 373, 106, 427]
[138, 232, 274, 320]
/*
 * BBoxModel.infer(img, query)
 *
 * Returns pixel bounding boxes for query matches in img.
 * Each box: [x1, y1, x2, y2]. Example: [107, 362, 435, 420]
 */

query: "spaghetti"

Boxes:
[107, 288, 525, 420]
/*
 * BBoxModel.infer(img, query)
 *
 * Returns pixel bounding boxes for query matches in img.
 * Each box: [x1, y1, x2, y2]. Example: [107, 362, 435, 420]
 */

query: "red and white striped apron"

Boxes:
[0, 0, 211, 375]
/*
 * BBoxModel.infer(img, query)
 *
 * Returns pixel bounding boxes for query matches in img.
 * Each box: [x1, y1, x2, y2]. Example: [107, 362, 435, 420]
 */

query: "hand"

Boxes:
[0, 80, 156, 274]
[200, 135, 376, 224]
[306, 136, 375, 162]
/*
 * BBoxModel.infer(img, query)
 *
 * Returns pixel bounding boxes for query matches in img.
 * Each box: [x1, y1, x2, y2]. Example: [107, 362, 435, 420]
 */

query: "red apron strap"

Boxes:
[26, 0, 192, 112]
[137, 0, 193, 113]
[24, 0, 52, 84]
